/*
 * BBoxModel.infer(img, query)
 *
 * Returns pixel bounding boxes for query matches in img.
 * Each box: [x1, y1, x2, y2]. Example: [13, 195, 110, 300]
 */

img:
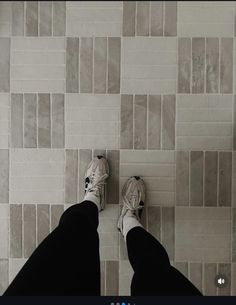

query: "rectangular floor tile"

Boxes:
[65, 149, 78, 204]
[162, 95, 175, 150]
[38, 94, 51, 148]
[134, 95, 147, 149]
[164, 1, 177, 36]
[39, 1, 52, 36]
[23, 204, 36, 258]
[192, 38, 205, 93]
[218, 152, 232, 206]
[136, 1, 149, 36]
[51, 94, 65, 148]
[150, 1, 163, 36]
[190, 151, 203, 206]
[108, 37, 121, 94]
[0, 259, 8, 295]
[10, 205, 22, 258]
[203, 263, 217, 295]
[206, 38, 219, 93]
[80, 37, 93, 93]
[123, 1, 136, 36]
[0, 150, 9, 203]
[94, 37, 107, 94]
[220, 38, 233, 93]
[0, 38, 10, 92]
[148, 95, 161, 149]
[51, 205, 64, 231]
[178, 38, 191, 93]
[12, 1, 24, 36]
[37, 204, 50, 245]
[204, 151, 218, 206]
[120, 95, 133, 149]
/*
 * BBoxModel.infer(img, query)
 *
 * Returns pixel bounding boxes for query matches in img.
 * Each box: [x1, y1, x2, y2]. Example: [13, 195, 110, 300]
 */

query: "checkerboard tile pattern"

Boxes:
[0, 1, 236, 296]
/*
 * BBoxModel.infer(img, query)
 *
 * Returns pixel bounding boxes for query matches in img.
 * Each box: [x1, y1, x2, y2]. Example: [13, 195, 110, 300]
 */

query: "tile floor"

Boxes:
[0, 1, 236, 296]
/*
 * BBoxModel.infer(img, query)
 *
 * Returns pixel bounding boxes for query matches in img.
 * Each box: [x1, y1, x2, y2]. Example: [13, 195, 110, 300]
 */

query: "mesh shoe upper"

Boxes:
[117, 176, 145, 234]
[84, 156, 109, 210]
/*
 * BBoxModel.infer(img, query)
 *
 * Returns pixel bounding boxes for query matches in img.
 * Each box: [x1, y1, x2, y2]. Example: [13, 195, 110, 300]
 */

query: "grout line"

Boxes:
[163, 0, 165, 37]
[23, 1, 26, 37]
[92, 37, 94, 94]
[38, 1, 40, 37]
[52, 0, 54, 37]
[219, 37, 221, 94]
[148, 0, 151, 37]
[50, 94, 52, 148]
[132, 94, 134, 149]
[106, 37, 108, 94]
[23, 94, 25, 148]
[134, 1, 137, 37]
[22, 204, 24, 259]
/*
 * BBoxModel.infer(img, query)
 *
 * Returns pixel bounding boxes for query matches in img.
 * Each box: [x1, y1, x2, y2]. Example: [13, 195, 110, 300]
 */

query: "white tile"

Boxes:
[120, 150, 176, 206]
[11, 80, 65, 93]
[67, 1, 123, 9]
[99, 233, 119, 247]
[122, 37, 177, 94]
[11, 37, 65, 50]
[66, 2, 122, 36]
[121, 79, 176, 94]
[9, 258, 27, 283]
[11, 65, 65, 80]
[0, 2, 11, 36]
[176, 136, 232, 151]
[100, 246, 119, 260]
[11, 51, 65, 65]
[176, 95, 233, 150]
[178, 2, 234, 37]
[178, 23, 234, 37]
[11, 150, 65, 204]
[66, 94, 120, 149]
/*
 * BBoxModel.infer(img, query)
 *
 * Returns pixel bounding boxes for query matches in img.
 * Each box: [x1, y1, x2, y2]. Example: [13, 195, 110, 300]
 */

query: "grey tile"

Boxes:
[218, 263, 231, 296]
[93, 150, 106, 158]
[164, 1, 177, 36]
[80, 37, 93, 93]
[38, 93, 51, 148]
[25, 1, 38, 36]
[134, 95, 147, 149]
[123, 1, 136, 36]
[192, 38, 205, 93]
[0, 38, 10, 92]
[219, 152, 232, 206]
[189, 263, 202, 293]
[0, 150, 9, 203]
[233, 209, 236, 262]
[162, 95, 175, 150]
[220, 38, 233, 94]
[0, 259, 8, 295]
[232, 263, 236, 295]
[106, 261, 119, 296]
[190, 151, 203, 206]
[23, 204, 36, 258]
[178, 38, 191, 93]
[79, 149, 92, 202]
[12, 1, 24, 36]
[148, 95, 161, 149]
[10, 205, 22, 258]
[94, 37, 107, 94]
[204, 263, 217, 296]
[120, 95, 133, 149]
[204, 151, 218, 206]
[174, 262, 188, 277]
[206, 38, 219, 93]
[24, 94, 37, 148]
[52, 1, 65, 36]
[162, 207, 174, 261]
[151, 1, 163, 36]
[65, 150, 78, 204]
[119, 233, 128, 260]
[39, 1, 52, 36]
[140, 204, 147, 230]
[11, 94, 23, 148]
[147, 206, 161, 240]
[136, 1, 150, 36]
[100, 261, 105, 296]
[51, 94, 64, 148]
[176, 151, 189, 206]
[51, 205, 64, 231]
[37, 204, 50, 245]
[107, 150, 119, 205]
[108, 37, 121, 94]
[66, 38, 79, 93]
[234, 96, 236, 151]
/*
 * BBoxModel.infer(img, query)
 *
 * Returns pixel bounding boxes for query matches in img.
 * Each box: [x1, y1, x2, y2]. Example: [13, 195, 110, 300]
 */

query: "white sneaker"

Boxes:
[84, 156, 109, 211]
[117, 176, 145, 235]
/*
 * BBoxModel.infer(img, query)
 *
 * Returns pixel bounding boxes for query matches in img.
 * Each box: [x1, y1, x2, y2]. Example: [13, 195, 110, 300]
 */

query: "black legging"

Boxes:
[3, 201, 202, 296]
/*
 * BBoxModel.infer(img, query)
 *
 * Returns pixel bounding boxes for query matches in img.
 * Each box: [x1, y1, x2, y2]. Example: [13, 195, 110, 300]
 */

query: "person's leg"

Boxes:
[127, 227, 202, 296]
[118, 176, 203, 296]
[4, 155, 110, 296]
[4, 201, 100, 296]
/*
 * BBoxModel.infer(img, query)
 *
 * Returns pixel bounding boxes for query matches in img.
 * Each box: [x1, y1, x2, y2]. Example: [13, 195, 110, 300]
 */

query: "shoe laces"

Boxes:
[121, 180, 143, 217]
[87, 170, 108, 197]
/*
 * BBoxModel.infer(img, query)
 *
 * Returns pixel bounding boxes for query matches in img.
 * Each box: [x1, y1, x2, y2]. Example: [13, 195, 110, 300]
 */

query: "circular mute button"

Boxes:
[215, 274, 228, 288]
